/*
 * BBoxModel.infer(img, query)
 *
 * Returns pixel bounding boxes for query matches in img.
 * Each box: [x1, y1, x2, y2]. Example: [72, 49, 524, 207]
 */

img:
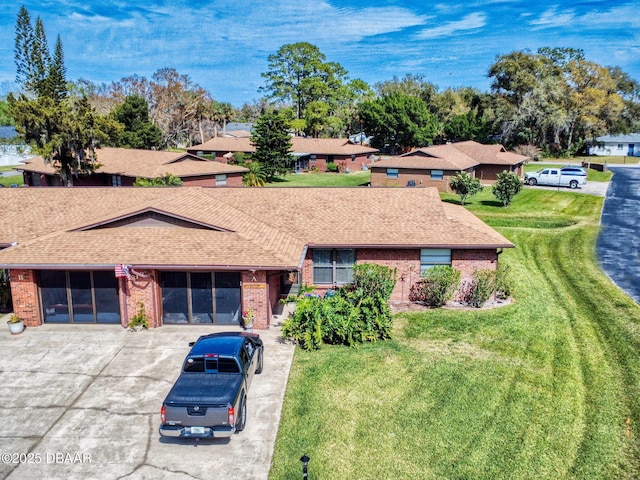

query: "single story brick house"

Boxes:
[371, 141, 527, 191]
[188, 137, 379, 173]
[0, 187, 514, 330]
[589, 134, 640, 157]
[18, 147, 249, 187]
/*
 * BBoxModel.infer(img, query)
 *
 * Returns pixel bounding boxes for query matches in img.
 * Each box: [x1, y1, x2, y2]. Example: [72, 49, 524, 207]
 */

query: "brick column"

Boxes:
[241, 271, 269, 329]
[121, 269, 160, 328]
[9, 269, 41, 327]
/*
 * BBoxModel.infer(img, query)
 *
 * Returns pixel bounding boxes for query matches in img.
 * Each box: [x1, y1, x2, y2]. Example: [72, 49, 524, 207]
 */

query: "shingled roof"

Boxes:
[373, 141, 527, 171]
[0, 187, 513, 269]
[189, 136, 378, 156]
[19, 147, 249, 178]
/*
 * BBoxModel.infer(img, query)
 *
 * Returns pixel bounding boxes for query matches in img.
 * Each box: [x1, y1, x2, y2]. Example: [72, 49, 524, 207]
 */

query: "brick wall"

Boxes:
[121, 269, 160, 328]
[301, 248, 500, 301]
[370, 168, 455, 191]
[451, 249, 498, 281]
[241, 271, 269, 329]
[9, 269, 41, 327]
[182, 173, 244, 187]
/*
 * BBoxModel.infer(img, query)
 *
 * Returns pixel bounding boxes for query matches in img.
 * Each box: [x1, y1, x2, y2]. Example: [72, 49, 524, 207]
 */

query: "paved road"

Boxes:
[597, 165, 640, 304]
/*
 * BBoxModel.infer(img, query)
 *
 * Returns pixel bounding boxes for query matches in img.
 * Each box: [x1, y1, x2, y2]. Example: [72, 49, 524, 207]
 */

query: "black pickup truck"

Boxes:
[159, 332, 263, 439]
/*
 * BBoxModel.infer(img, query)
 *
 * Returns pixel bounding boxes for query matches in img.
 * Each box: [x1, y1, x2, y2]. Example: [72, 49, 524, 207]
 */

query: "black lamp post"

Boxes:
[300, 454, 310, 479]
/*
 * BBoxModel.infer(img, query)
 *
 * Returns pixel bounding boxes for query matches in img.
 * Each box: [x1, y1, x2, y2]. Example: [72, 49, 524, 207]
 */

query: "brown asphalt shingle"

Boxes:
[19, 147, 249, 178]
[0, 187, 513, 268]
[372, 141, 527, 171]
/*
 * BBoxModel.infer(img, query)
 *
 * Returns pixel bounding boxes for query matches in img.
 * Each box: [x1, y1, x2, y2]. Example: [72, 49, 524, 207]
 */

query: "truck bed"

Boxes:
[165, 373, 243, 406]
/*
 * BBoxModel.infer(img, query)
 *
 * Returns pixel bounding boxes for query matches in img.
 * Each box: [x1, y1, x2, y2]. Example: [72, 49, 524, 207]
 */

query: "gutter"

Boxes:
[0, 263, 299, 271]
[305, 242, 515, 249]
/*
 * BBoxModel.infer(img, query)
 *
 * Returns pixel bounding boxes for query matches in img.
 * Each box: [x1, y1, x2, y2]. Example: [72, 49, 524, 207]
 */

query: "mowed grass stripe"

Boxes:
[269, 189, 640, 479]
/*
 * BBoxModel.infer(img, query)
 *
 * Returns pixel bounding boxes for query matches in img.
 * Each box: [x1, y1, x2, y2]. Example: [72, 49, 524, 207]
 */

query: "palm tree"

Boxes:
[243, 162, 267, 187]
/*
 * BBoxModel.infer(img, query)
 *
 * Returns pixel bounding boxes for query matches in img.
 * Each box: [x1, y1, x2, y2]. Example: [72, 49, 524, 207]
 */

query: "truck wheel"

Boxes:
[236, 395, 247, 432]
[256, 348, 264, 374]
[528, 178, 537, 186]
[570, 180, 578, 189]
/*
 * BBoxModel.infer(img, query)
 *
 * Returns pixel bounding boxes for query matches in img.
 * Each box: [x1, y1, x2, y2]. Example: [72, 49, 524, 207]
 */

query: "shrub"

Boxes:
[281, 263, 396, 350]
[127, 302, 150, 331]
[458, 264, 513, 307]
[349, 263, 397, 300]
[494, 262, 512, 300]
[326, 162, 339, 173]
[449, 171, 483, 205]
[409, 265, 461, 307]
[492, 171, 523, 207]
[466, 269, 496, 307]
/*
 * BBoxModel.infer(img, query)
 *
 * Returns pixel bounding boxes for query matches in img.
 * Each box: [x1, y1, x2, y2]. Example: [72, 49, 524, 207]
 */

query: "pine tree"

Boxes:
[14, 6, 34, 90]
[8, 8, 106, 185]
[250, 111, 295, 180]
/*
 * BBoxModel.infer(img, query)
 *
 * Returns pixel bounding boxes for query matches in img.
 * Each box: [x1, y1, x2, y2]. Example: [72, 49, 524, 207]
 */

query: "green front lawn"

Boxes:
[270, 189, 640, 479]
[267, 170, 370, 187]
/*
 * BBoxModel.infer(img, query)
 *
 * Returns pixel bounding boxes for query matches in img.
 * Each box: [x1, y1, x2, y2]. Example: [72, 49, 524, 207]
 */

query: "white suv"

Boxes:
[525, 166, 587, 189]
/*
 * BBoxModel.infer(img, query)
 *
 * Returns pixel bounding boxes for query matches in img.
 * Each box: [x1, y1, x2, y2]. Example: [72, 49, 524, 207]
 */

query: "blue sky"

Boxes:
[1, 1, 639, 106]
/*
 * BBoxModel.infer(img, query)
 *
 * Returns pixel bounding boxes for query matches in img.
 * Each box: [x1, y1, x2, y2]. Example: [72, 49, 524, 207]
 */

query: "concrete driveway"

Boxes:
[0, 320, 294, 480]
[523, 180, 609, 196]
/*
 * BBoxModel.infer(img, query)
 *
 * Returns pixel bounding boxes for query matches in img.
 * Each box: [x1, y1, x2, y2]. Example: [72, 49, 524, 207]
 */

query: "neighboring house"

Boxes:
[0, 187, 513, 330]
[589, 134, 640, 157]
[188, 137, 379, 172]
[370, 141, 527, 191]
[0, 126, 31, 168]
[18, 147, 249, 187]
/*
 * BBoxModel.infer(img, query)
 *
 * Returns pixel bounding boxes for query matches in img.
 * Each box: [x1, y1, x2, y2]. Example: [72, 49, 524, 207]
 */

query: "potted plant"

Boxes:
[241, 309, 254, 331]
[7, 313, 25, 335]
[127, 302, 150, 331]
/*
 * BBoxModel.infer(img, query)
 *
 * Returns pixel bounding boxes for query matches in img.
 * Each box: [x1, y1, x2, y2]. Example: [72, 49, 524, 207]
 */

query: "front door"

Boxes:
[628, 144, 635, 156]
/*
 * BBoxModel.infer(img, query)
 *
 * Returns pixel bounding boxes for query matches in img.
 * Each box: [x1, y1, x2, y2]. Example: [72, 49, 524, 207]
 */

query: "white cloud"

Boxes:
[415, 12, 487, 40]
[529, 6, 575, 29]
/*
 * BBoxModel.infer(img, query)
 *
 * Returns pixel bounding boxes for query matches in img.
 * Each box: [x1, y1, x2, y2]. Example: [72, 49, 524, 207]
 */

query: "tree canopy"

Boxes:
[358, 92, 440, 153]
[250, 111, 294, 180]
[488, 47, 626, 155]
[110, 95, 162, 149]
[8, 7, 116, 185]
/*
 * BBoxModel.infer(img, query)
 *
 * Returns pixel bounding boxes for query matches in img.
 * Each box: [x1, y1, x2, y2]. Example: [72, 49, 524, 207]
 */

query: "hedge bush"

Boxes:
[409, 265, 461, 307]
[281, 264, 396, 350]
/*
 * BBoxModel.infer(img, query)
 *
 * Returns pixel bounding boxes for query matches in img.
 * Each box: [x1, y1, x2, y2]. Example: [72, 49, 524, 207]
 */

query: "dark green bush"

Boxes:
[409, 265, 461, 307]
[281, 263, 396, 350]
[326, 162, 339, 172]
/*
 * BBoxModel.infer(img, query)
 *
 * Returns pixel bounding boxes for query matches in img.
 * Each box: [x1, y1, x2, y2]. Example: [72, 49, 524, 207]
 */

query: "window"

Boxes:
[310, 154, 317, 162]
[351, 154, 356, 162]
[313, 249, 355, 285]
[617, 144, 624, 150]
[420, 249, 451, 274]
[111, 175, 122, 187]
[32, 173, 41, 186]
[386, 168, 399, 179]
[431, 170, 443, 180]
[215, 174, 227, 186]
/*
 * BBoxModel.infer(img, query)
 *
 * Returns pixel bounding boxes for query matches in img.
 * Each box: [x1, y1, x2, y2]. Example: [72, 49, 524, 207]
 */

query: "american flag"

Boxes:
[115, 264, 129, 278]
